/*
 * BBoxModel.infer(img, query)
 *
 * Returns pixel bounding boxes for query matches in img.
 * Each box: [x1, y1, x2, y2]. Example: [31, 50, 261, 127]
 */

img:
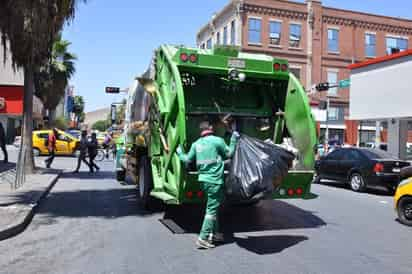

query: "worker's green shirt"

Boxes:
[178, 135, 238, 185]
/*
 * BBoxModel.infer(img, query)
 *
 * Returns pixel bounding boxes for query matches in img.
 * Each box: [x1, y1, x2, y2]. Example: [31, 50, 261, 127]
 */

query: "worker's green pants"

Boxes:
[199, 182, 224, 241]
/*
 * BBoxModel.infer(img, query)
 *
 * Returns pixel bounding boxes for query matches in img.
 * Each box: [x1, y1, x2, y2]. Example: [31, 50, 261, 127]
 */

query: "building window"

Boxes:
[206, 39, 212, 49]
[386, 37, 408, 54]
[200, 43, 205, 49]
[223, 26, 228, 45]
[327, 71, 338, 96]
[290, 67, 301, 80]
[289, 23, 301, 48]
[269, 21, 282, 46]
[216, 32, 220, 46]
[365, 33, 376, 57]
[328, 107, 340, 121]
[248, 18, 262, 44]
[230, 20, 236, 45]
[328, 28, 339, 53]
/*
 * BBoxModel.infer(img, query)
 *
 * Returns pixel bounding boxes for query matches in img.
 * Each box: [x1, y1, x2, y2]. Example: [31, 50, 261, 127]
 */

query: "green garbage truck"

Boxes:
[116, 45, 317, 208]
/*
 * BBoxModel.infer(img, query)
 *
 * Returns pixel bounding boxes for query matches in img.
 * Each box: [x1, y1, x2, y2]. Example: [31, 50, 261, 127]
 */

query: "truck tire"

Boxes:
[138, 156, 154, 210]
[397, 196, 412, 226]
[116, 170, 126, 182]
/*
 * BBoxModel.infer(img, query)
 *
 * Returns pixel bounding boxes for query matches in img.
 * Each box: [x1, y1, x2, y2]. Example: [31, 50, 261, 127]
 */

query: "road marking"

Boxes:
[379, 200, 389, 204]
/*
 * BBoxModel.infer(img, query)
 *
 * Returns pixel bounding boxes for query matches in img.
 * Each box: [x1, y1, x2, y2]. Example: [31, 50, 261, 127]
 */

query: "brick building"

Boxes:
[196, 0, 412, 144]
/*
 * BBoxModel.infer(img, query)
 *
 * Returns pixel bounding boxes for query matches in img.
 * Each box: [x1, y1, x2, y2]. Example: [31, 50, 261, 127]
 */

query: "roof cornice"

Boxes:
[323, 15, 412, 35]
[241, 3, 308, 20]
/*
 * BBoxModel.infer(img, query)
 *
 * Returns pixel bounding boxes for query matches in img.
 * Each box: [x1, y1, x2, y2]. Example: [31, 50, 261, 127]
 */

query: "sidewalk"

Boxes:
[0, 168, 61, 241]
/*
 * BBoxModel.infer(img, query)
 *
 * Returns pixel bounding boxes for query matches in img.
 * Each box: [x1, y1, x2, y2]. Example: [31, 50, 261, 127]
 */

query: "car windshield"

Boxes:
[361, 149, 396, 159]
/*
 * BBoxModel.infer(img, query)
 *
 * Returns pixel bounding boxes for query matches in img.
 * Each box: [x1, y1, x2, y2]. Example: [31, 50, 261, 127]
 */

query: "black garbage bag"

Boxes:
[226, 135, 295, 201]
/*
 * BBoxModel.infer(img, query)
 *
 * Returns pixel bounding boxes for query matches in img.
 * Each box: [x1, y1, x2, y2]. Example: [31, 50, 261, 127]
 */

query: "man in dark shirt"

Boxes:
[73, 130, 92, 173]
[0, 122, 8, 163]
[88, 133, 100, 172]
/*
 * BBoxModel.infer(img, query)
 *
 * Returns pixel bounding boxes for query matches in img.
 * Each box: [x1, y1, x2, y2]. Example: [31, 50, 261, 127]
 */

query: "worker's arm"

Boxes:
[176, 143, 196, 164]
[220, 132, 240, 159]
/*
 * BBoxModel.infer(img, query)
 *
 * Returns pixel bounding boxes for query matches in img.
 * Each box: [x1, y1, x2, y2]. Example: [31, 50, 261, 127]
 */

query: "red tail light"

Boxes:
[374, 163, 384, 173]
[296, 188, 303, 195]
[189, 54, 198, 63]
[197, 191, 204, 198]
[281, 64, 288, 72]
[287, 189, 295, 196]
[186, 191, 193, 199]
[180, 53, 189, 62]
[273, 63, 281, 71]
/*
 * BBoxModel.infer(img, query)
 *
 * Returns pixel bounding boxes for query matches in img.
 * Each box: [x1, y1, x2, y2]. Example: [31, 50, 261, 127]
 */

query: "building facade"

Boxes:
[196, 0, 412, 144]
[0, 40, 44, 143]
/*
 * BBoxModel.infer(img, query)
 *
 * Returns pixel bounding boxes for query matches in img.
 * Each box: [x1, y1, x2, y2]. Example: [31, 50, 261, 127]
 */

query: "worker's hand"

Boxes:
[232, 131, 240, 139]
[176, 146, 183, 155]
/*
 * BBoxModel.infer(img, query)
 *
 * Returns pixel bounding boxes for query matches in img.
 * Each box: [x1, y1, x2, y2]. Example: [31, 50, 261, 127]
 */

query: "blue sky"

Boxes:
[63, 0, 412, 112]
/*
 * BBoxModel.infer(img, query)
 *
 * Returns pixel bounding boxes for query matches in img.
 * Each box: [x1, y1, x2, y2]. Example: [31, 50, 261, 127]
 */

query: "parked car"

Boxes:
[394, 168, 412, 226]
[33, 129, 79, 156]
[315, 148, 410, 193]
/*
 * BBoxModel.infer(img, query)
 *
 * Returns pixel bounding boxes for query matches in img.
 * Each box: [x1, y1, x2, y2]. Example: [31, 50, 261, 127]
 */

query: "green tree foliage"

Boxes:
[73, 95, 85, 124]
[52, 116, 70, 130]
[35, 37, 77, 112]
[92, 120, 110, 132]
[0, 0, 86, 181]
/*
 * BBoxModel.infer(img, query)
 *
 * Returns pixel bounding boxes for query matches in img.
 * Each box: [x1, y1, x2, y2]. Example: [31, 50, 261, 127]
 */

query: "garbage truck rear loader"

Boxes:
[118, 45, 317, 208]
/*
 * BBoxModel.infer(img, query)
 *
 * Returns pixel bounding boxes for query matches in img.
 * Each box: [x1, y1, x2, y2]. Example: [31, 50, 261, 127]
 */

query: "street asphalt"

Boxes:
[0, 155, 411, 274]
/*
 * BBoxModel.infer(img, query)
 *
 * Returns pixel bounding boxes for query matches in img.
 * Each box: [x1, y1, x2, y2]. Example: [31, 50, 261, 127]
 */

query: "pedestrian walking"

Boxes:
[88, 132, 100, 172]
[45, 128, 58, 168]
[177, 121, 239, 249]
[0, 122, 8, 163]
[73, 130, 92, 173]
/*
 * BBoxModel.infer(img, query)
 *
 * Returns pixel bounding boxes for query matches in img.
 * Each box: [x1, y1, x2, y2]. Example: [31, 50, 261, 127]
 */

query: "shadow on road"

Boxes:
[163, 200, 326, 234]
[233, 235, 309, 255]
[161, 200, 322, 254]
[0, 162, 15, 173]
[61, 171, 116, 180]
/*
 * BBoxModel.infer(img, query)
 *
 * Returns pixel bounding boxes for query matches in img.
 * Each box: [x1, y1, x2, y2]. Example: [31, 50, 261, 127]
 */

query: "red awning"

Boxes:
[348, 49, 412, 70]
[0, 85, 24, 115]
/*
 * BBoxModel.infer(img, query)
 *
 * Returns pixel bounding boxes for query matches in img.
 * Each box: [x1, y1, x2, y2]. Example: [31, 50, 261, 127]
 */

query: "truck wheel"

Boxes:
[138, 156, 154, 210]
[116, 170, 126, 182]
[397, 196, 412, 226]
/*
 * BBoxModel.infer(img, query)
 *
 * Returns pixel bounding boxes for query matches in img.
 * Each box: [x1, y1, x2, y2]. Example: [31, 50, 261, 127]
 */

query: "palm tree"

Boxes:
[35, 38, 77, 122]
[0, 0, 85, 187]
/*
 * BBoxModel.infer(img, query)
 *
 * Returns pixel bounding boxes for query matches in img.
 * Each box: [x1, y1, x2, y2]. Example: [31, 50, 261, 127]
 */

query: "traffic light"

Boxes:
[105, 87, 120, 94]
[315, 82, 330, 92]
[319, 100, 327, 110]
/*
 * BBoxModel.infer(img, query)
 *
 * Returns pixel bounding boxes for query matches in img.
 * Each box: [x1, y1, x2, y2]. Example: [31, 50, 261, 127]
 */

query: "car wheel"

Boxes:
[138, 156, 155, 210]
[349, 173, 366, 192]
[33, 148, 41, 157]
[397, 196, 412, 226]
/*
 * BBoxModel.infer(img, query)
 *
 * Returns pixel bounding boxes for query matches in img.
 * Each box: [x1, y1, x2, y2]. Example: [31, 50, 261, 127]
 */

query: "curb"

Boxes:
[0, 172, 61, 241]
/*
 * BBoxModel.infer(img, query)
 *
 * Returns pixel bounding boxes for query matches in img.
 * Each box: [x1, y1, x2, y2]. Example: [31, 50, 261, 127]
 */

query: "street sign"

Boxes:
[339, 79, 351, 88]
[106, 87, 120, 94]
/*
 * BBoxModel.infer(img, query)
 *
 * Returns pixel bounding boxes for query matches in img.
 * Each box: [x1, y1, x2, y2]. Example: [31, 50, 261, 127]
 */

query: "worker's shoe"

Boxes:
[196, 238, 215, 249]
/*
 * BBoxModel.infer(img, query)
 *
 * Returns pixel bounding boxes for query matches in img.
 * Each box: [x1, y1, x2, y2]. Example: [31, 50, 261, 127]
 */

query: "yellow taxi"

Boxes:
[394, 177, 412, 226]
[32, 129, 79, 156]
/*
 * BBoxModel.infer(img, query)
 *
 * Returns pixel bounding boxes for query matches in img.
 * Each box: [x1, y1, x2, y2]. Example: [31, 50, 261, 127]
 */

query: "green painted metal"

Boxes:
[128, 45, 317, 205]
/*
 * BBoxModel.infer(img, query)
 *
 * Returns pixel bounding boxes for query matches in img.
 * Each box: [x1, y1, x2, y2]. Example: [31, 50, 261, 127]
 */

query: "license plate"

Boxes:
[228, 58, 246, 69]
[393, 168, 400, 173]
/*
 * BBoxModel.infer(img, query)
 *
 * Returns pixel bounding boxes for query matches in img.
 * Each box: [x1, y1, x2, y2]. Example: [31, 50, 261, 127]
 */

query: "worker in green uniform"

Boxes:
[177, 121, 239, 249]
